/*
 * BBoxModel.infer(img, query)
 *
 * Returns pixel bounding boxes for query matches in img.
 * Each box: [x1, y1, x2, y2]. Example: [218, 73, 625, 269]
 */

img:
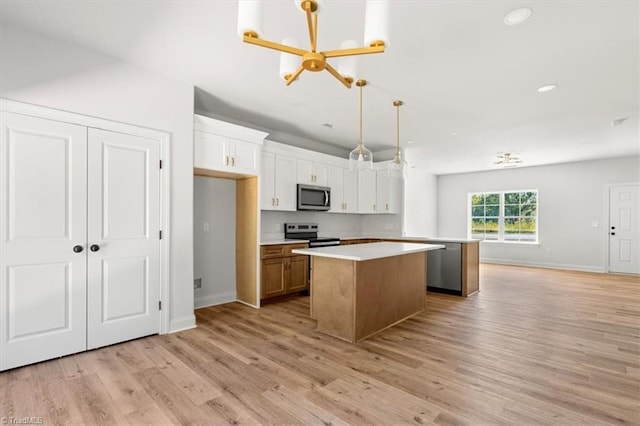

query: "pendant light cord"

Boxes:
[359, 83, 364, 154]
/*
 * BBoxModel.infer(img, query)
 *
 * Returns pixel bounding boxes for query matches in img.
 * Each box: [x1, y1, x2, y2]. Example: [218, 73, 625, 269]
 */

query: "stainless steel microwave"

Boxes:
[297, 184, 331, 211]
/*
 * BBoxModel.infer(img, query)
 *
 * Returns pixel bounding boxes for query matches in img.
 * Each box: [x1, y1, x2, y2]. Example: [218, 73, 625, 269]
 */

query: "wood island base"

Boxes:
[311, 252, 426, 343]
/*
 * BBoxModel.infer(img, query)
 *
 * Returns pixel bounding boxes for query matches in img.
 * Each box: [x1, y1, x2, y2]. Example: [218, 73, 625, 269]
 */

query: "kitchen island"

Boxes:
[292, 242, 444, 343]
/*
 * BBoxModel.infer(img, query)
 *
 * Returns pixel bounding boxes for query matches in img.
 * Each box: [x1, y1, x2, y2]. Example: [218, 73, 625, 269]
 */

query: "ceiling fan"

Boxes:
[494, 152, 523, 167]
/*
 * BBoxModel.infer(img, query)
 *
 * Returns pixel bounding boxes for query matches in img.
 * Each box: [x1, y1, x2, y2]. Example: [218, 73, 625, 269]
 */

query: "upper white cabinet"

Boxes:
[329, 166, 358, 213]
[193, 115, 268, 176]
[297, 159, 328, 186]
[376, 170, 402, 214]
[358, 169, 377, 213]
[261, 151, 297, 211]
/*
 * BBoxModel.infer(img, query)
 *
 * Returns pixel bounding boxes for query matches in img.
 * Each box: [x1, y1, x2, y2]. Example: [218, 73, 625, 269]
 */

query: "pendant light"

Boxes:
[349, 79, 373, 170]
[388, 100, 408, 178]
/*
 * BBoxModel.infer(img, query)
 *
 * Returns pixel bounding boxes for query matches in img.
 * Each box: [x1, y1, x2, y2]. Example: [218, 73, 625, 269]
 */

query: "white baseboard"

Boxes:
[168, 314, 197, 333]
[194, 291, 236, 309]
[481, 258, 606, 273]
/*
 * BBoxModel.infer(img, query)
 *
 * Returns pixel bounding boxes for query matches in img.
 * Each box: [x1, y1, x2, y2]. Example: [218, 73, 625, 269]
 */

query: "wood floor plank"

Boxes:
[1, 264, 638, 425]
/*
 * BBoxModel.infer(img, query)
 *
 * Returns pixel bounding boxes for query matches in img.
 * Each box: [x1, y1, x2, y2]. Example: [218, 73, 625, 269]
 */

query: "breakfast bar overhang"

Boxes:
[292, 242, 444, 343]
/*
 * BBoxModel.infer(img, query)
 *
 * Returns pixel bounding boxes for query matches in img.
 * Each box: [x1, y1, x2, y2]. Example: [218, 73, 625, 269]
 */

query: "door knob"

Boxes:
[610, 232, 616, 236]
[73, 245, 84, 253]
[90, 244, 100, 252]
[611, 226, 616, 230]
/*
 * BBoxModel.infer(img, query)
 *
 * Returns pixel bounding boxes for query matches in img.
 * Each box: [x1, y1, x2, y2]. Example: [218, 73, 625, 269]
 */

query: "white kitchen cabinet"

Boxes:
[1, 111, 163, 371]
[358, 169, 377, 213]
[193, 115, 267, 176]
[329, 166, 358, 213]
[261, 151, 297, 211]
[194, 131, 260, 175]
[376, 170, 401, 214]
[296, 159, 328, 186]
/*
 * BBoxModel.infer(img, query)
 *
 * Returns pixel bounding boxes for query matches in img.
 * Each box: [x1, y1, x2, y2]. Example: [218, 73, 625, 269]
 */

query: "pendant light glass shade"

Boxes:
[349, 80, 374, 170]
[388, 100, 408, 178]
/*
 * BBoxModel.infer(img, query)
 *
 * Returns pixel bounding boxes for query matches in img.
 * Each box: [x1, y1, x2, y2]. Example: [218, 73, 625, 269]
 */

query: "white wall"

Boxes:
[193, 177, 236, 308]
[0, 24, 196, 331]
[437, 156, 640, 272]
[403, 168, 438, 237]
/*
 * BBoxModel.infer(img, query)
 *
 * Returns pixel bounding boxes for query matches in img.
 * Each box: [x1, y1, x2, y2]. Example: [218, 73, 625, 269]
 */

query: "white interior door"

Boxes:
[86, 128, 161, 349]
[609, 184, 640, 274]
[0, 112, 88, 370]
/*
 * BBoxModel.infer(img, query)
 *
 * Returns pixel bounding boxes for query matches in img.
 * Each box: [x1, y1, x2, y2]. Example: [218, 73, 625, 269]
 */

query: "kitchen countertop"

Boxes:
[292, 242, 444, 261]
[260, 236, 479, 245]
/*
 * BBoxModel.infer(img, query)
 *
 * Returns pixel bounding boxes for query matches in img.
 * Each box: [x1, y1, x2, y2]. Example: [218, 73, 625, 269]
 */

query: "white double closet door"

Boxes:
[1, 112, 161, 371]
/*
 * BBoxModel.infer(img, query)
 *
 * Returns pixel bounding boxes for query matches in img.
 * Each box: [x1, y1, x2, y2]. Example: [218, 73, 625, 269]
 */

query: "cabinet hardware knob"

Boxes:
[373, 204, 376, 211]
[276, 198, 280, 206]
[231, 157, 235, 167]
[73, 245, 83, 253]
[386, 203, 389, 210]
[225, 156, 229, 166]
[90, 244, 100, 252]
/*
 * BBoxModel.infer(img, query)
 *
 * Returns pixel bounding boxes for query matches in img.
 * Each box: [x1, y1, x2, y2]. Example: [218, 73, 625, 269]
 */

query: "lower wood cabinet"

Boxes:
[261, 243, 309, 300]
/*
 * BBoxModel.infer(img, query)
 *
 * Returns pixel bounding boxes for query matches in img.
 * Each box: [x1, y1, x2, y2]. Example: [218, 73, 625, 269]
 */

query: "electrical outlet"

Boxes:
[203, 222, 209, 232]
[194, 278, 202, 289]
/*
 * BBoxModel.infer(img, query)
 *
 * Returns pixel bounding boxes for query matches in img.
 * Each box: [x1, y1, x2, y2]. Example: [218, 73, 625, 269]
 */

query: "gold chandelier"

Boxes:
[237, 0, 389, 88]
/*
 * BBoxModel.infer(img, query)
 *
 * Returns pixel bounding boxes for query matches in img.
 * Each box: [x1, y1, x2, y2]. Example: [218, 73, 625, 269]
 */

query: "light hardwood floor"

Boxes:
[1, 264, 639, 425]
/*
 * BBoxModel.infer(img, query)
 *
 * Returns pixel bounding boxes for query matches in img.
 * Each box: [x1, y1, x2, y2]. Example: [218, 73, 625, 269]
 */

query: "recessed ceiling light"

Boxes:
[504, 8, 532, 26]
[407, 140, 414, 144]
[451, 132, 457, 136]
[537, 84, 558, 93]
[321, 123, 333, 129]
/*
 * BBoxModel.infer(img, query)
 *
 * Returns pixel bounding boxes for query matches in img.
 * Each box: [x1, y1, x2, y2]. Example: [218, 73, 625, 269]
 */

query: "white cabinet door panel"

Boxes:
[0, 112, 87, 371]
[343, 169, 359, 213]
[328, 166, 344, 212]
[230, 138, 258, 175]
[275, 155, 297, 211]
[87, 129, 160, 350]
[194, 132, 226, 170]
[358, 170, 377, 213]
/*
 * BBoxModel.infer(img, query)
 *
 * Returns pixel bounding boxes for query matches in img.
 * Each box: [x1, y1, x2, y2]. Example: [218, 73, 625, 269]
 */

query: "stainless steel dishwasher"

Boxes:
[426, 242, 462, 295]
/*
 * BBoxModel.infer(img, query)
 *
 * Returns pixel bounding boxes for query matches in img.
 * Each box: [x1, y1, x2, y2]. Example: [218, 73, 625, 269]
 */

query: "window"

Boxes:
[469, 190, 538, 243]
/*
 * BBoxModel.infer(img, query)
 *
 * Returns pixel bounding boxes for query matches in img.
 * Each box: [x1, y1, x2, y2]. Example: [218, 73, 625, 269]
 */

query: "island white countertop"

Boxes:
[292, 242, 444, 261]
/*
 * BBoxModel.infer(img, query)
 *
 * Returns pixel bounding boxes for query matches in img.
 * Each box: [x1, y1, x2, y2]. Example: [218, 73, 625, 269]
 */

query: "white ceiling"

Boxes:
[1, 0, 638, 174]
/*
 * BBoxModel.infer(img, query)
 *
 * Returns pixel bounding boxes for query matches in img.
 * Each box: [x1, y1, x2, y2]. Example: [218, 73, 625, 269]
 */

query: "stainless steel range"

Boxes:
[284, 223, 340, 248]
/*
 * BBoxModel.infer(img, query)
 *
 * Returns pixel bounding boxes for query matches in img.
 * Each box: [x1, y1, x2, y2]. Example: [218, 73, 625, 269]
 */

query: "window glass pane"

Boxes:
[522, 191, 537, 204]
[485, 218, 499, 240]
[471, 206, 484, 217]
[471, 218, 485, 239]
[505, 205, 519, 216]
[471, 194, 484, 206]
[504, 192, 520, 204]
[485, 205, 499, 216]
[485, 193, 499, 204]
[521, 204, 537, 216]
[504, 218, 520, 240]
[520, 218, 537, 241]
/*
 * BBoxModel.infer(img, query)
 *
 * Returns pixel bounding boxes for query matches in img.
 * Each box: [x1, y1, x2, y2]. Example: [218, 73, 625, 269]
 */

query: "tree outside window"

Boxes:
[469, 190, 538, 243]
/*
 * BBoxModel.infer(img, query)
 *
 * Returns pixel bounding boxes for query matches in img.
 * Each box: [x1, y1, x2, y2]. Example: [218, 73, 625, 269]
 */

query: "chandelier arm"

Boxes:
[324, 63, 352, 89]
[285, 65, 305, 86]
[304, 10, 317, 53]
[321, 45, 385, 58]
[242, 35, 307, 56]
